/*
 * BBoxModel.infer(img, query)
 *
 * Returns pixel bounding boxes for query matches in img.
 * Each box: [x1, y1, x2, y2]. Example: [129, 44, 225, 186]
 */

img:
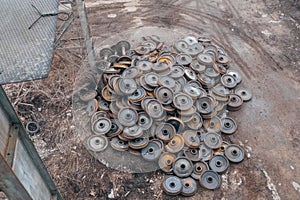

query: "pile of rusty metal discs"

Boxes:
[82, 34, 252, 196]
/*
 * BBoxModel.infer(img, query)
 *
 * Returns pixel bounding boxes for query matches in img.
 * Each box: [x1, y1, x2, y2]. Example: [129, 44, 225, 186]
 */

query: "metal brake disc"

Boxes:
[183, 84, 202, 99]
[92, 117, 112, 135]
[118, 78, 138, 95]
[203, 132, 223, 149]
[184, 67, 197, 80]
[86, 135, 108, 152]
[182, 130, 201, 148]
[191, 161, 209, 180]
[156, 123, 176, 142]
[235, 87, 252, 102]
[200, 170, 221, 190]
[162, 176, 183, 195]
[165, 134, 185, 153]
[196, 96, 215, 114]
[146, 99, 165, 119]
[106, 119, 123, 138]
[142, 40, 157, 51]
[174, 40, 189, 52]
[225, 144, 245, 163]
[173, 157, 193, 178]
[144, 72, 159, 87]
[221, 74, 237, 89]
[123, 125, 143, 139]
[90, 111, 109, 124]
[158, 152, 176, 173]
[155, 86, 173, 105]
[228, 94, 243, 111]
[187, 112, 203, 130]
[190, 60, 206, 73]
[128, 133, 149, 149]
[209, 154, 229, 173]
[129, 87, 146, 102]
[227, 69, 242, 84]
[141, 141, 162, 161]
[138, 112, 153, 130]
[122, 67, 139, 79]
[197, 53, 214, 65]
[183, 148, 200, 162]
[199, 144, 213, 161]
[110, 137, 128, 151]
[173, 93, 193, 110]
[221, 117, 237, 134]
[205, 66, 220, 78]
[181, 177, 198, 196]
[158, 76, 176, 88]
[136, 60, 153, 72]
[169, 65, 185, 78]
[176, 53, 192, 66]
[204, 117, 222, 132]
[118, 107, 138, 127]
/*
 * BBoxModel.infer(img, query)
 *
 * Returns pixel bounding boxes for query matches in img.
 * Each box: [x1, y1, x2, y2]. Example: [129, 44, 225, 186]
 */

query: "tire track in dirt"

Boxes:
[137, 2, 282, 72]
[223, 0, 282, 71]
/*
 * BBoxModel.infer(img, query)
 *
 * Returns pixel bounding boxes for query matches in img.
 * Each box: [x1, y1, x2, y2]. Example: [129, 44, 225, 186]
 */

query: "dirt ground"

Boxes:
[3, 0, 300, 199]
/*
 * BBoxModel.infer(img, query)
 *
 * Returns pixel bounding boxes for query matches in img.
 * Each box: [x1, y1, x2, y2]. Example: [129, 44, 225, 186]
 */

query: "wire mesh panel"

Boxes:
[0, 0, 58, 84]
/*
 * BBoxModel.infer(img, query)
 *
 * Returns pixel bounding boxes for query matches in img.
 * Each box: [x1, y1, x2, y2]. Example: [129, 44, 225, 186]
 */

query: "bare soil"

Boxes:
[3, 0, 300, 199]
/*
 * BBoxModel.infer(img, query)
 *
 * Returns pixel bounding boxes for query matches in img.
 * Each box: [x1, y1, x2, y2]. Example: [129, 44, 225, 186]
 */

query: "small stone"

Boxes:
[290, 165, 295, 170]
[108, 189, 115, 199]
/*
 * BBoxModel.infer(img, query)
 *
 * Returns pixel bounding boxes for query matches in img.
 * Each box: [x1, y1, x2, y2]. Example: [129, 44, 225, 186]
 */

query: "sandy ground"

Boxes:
[3, 0, 300, 199]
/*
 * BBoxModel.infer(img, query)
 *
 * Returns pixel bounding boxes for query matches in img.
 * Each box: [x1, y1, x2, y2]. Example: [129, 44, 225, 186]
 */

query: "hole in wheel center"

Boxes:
[99, 123, 104, 128]
[232, 149, 238, 156]
[162, 129, 169, 135]
[216, 160, 222, 167]
[201, 102, 208, 109]
[148, 147, 154, 153]
[196, 166, 202, 171]
[184, 183, 190, 187]
[224, 122, 231, 128]
[170, 182, 176, 188]
[207, 177, 213, 183]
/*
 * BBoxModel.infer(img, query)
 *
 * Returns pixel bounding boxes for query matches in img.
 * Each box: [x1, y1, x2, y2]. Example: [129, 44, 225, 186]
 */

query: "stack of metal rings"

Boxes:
[80, 34, 252, 196]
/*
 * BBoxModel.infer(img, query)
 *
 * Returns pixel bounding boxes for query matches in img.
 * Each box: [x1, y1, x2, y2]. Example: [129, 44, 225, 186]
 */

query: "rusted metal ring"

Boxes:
[162, 176, 183, 195]
[159, 152, 176, 173]
[173, 156, 193, 178]
[225, 144, 245, 163]
[165, 134, 185, 153]
[118, 107, 138, 127]
[173, 93, 193, 111]
[86, 135, 108, 152]
[182, 130, 201, 148]
[203, 132, 222, 149]
[235, 88, 252, 102]
[221, 117, 237, 134]
[209, 154, 229, 173]
[200, 170, 221, 190]
[181, 177, 198, 197]
[92, 117, 112, 135]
